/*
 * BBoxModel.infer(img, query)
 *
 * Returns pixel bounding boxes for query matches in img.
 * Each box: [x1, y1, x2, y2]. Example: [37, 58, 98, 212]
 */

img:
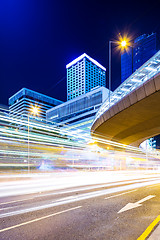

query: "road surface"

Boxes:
[0, 171, 160, 239]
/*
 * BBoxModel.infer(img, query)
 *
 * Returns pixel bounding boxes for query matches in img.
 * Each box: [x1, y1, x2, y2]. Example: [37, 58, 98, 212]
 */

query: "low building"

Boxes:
[0, 104, 9, 116]
[46, 86, 110, 137]
[9, 88, 63, 121]
[0, 104, 9, 127]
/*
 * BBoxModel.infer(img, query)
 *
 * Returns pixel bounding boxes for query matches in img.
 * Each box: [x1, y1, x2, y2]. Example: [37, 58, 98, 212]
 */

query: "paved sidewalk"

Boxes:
[148, 224, 160, 239]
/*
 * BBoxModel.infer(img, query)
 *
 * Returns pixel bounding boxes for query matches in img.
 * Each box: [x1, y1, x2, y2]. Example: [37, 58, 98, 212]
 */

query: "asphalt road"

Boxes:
[0, 172, 160, 240]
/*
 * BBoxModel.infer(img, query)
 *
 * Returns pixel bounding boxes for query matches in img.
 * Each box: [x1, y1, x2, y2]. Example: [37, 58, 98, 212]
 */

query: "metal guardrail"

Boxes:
[93, 50, 160, 124]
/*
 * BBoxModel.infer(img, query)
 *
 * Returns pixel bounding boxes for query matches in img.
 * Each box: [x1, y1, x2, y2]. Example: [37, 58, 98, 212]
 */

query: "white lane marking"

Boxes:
[0, 188, 135, 213]
[104, 189, 137, 200]
[0, 177, 159, 205]
[118, 195, 156, 213]
[0, 177, 160, 198]
[0, 206, 82, 233]
[1, 179, 160, 218]
[137, 195, 156, 204]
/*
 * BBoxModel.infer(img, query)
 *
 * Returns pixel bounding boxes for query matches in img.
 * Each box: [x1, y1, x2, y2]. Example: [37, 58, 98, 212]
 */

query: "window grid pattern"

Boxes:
[121, 33, 159, 82]
[47, 91, 103, 121]
[85, 59, 106, 93]
[67, 56, 106, 100]
[67, 59, 85, 100]
[9, 88, 63, 120]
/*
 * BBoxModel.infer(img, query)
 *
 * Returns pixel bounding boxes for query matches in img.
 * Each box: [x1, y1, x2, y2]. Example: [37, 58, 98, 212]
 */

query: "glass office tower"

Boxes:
[121, 33, 159, 82]
[66, 53, 106, 100]
[121, 50, 133, 83]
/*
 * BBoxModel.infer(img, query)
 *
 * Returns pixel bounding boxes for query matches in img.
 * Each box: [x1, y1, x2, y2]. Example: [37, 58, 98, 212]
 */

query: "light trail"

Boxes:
[1, 178, 160, 218]
[0, 109, 160, 171]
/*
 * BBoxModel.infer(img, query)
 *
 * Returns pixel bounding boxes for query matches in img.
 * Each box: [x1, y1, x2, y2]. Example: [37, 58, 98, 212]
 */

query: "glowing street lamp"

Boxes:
[28, 105, 40, 173]
[121, 40, 127, 47]
[30, 106, 40, 116]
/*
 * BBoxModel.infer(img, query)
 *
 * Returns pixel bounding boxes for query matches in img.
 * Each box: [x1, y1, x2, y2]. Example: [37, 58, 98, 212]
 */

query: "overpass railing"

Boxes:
[93, 50, 160, 124]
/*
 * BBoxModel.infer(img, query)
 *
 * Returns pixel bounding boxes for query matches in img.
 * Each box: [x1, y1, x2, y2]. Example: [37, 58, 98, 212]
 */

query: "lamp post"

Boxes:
[108, 39, 127, 106]
[109, 41, 115, 107]
[28, 106, 39, 173]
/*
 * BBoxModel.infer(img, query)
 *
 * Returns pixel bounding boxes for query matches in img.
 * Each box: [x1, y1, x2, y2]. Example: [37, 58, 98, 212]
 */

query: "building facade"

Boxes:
[9, 88, 63, 120]
[0, 104, 9, 127]
[0, 104, 9, 116]
[66, 53, 106, 100]
[46, 86, 110, 135]
[121, 33, 160, 82]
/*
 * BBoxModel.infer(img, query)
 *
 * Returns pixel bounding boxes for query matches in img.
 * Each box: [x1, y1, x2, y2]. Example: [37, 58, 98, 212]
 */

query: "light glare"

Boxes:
[30, 106, 39, 116]
[121, 40, 127, 47]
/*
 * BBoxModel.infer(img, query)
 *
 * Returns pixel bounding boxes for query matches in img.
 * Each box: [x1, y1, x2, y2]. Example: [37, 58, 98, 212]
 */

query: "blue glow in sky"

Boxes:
[0, 0, 160, 105]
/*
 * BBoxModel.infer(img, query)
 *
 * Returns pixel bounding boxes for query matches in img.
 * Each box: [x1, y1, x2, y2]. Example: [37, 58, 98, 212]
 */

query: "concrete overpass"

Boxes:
[91, 51, 160, 147]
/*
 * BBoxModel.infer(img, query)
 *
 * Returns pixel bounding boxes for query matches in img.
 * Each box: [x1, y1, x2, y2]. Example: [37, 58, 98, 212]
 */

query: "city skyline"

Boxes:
[0, 1, 160, 106]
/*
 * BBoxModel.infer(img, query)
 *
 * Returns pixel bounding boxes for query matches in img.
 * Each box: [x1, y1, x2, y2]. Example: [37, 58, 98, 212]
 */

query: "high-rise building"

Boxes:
[121, 33, 160, 82]
[9, 88, 63, 120]
[121, 49, 133, 83]
[66, 53, 106, 100]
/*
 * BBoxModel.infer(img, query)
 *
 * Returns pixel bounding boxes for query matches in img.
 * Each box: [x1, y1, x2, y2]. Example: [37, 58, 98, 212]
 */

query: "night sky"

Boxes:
[0, 0, 160, 106]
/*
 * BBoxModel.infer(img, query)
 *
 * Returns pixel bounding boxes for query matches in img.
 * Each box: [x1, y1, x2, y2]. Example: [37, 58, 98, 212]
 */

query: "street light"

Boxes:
[28, 105, 40, 173]
[30, 106, 39, 116]
[121, 40, 127, 47]
[108, 37, 129, 106]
